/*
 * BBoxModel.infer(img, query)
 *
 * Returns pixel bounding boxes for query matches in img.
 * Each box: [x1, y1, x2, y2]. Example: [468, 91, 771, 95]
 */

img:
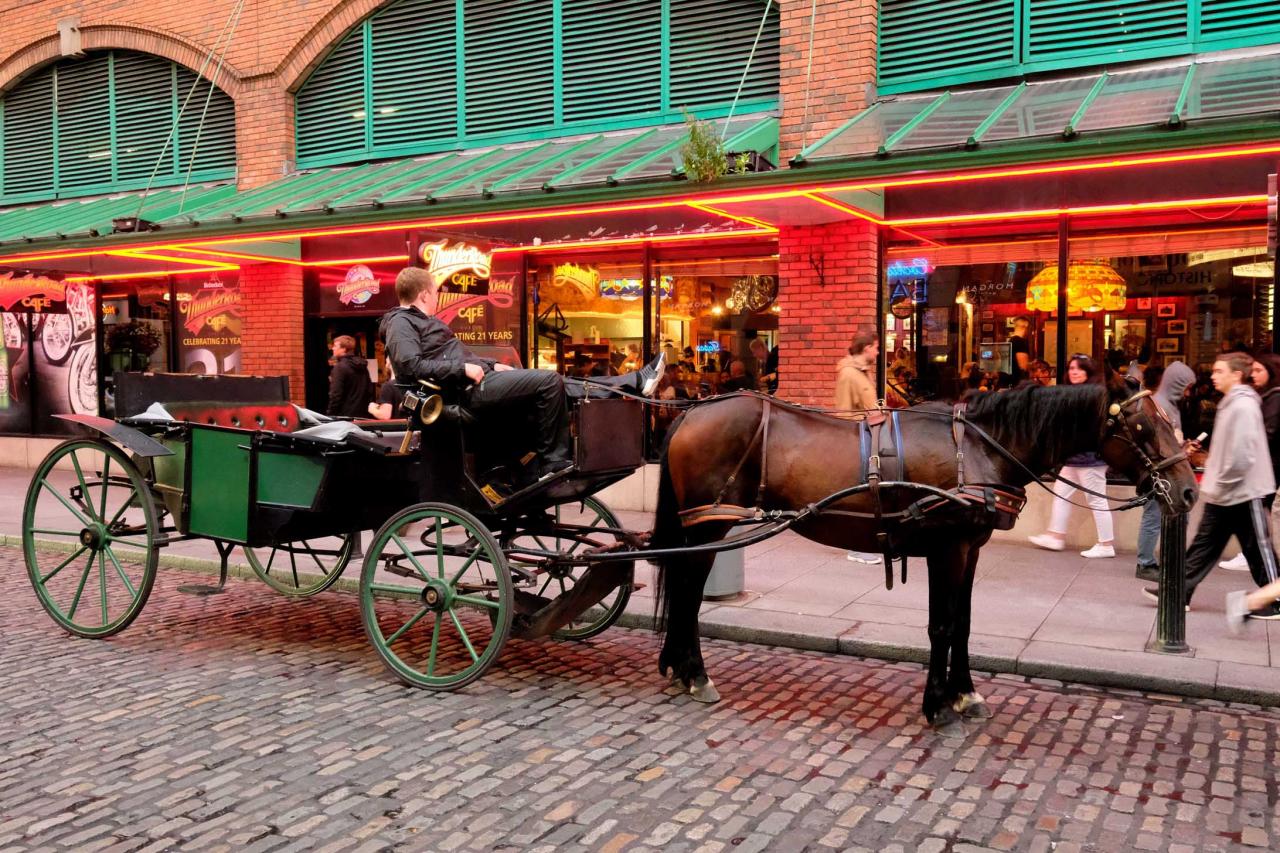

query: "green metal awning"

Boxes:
[0, 184, 235, 246]
[0, 114, 777, 253]
[158, 114, 778, 230]
[796, 50, 1280, 164]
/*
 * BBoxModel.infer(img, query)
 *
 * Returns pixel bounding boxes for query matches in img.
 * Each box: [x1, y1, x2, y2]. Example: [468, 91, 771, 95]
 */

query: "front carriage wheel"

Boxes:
[505, 497, 633, 641]
[244, 534, 355, 597]
[360, 503, 512, 690]
[23, 439, 159, 638]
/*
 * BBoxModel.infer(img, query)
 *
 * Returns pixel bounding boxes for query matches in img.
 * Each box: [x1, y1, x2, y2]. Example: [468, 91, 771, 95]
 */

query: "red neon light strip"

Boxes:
[887, 194, 1267, 228]
[685, 202, 779, 232]
[884, 223, 1267, 255]
[65, 265, 242, 282]
[491, 228, 775, 254]
[3, 140, 1278, 267]
[109, 249, 241, 270]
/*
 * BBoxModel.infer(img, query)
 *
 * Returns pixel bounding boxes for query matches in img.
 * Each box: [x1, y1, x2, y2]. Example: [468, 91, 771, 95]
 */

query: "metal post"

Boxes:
[1055, 216, 1069, 384]
[641, 242, 654, 365]
[1149, 510, 1193, 655]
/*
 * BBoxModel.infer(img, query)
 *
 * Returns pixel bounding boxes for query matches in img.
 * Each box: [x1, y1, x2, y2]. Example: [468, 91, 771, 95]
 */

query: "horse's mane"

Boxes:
[963, 383, 1108, 468]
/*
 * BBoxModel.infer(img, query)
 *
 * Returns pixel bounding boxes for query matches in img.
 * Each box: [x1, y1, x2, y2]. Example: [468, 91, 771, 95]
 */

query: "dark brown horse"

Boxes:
[651, 381, 1197, 733]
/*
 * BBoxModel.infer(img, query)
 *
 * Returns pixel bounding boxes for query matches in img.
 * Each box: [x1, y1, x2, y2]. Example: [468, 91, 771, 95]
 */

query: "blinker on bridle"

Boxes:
[1104, 388, 1186, 506]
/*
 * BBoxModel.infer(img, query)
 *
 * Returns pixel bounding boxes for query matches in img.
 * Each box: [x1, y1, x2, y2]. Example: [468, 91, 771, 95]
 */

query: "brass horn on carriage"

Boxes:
[401, 380, 445, 425]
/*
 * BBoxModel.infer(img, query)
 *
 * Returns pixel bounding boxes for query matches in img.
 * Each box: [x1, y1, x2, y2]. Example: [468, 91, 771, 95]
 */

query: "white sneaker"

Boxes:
[847, 551, 881, 564]
[1080, 544, 1116, 559]
[1219, 553, 1249, 571]
[1225, 590, 1249, 635]
[1028, 534, 1065, 552]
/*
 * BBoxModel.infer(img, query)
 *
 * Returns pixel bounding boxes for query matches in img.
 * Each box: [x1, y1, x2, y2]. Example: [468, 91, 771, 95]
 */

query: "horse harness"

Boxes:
[678, 399, 1028, 590]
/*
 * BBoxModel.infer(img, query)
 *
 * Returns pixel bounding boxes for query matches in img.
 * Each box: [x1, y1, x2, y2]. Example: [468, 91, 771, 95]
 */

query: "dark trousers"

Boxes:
[465, 369, 571, 462]
[1185, 495, 1280, 602]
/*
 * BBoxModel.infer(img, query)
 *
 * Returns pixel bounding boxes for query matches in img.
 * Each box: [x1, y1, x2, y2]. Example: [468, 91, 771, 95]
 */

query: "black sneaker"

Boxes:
[1135, 565, 1160, 583]
[1142, 586, 1190, 612]
[637, 352, 666, 397]
[1248, 600, 1280, 621]
[536, 458, 574, 480]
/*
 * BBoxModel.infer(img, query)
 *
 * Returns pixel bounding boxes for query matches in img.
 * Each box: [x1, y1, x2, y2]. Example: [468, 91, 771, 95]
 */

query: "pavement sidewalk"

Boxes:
[3, 464, 1277, 707]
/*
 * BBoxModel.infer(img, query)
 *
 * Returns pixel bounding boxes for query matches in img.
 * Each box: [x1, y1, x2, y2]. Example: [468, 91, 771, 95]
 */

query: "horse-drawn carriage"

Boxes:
[22, 373, 645, 689]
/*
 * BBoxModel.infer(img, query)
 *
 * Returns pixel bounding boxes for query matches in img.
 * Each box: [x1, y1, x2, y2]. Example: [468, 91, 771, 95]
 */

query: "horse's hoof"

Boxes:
[689, 676, 720, 703]
[930, 705, 965, 738]
[953, 692, 992, 719]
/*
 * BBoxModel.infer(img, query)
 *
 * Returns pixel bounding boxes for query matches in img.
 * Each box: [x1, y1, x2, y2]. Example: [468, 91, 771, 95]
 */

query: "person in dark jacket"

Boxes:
[1134, 360, 1195, 581]
[381, 267, 663, 480]
[327, 335, 373, 418]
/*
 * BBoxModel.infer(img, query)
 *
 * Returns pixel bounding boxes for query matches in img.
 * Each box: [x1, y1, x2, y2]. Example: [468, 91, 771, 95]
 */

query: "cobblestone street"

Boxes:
[1, 547, 1277, 852]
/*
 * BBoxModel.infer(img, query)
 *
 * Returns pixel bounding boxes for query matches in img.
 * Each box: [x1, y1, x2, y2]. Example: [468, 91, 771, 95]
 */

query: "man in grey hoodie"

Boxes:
[1134, 361, 1196, 581]
[1143, 352, 1280, 608]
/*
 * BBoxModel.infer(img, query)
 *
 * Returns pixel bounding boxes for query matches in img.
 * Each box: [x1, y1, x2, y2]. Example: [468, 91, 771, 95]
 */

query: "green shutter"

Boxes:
[1025, 0, 1188, 62]
[1199, 1, 1280, 40]
[54, 55, 113, 190]
[371, 0, 458, 148]
[877, 0, 1018, 90]
[296, 28, 369, 163]
[668, 0, 779, 109]
[113, 53, 179, 183]
[1, 51, 235, 203]
[562, 0, 662, 122]
[1, 67, 55, 197]
[464, 0, 555, 136]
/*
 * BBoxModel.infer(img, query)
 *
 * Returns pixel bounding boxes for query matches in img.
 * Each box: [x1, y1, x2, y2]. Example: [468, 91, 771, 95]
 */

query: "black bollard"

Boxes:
[1148, 510, 1193, 655]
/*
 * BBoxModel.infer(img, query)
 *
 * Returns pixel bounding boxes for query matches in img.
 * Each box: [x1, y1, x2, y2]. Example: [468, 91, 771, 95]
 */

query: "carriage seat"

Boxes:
[161, 401, 303, 433]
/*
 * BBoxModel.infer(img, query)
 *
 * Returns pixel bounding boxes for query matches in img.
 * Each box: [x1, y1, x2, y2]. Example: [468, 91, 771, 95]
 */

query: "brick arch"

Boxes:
[0, 23, 245, 97]
[277, 0, 394, 93]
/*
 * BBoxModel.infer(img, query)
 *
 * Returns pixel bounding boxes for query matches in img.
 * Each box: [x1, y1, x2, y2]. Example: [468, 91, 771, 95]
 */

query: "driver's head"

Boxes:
[395, 267, 440, 314]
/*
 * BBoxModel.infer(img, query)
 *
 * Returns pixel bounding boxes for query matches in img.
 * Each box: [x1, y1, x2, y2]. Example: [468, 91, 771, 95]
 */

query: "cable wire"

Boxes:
[721, 0, 774, 139]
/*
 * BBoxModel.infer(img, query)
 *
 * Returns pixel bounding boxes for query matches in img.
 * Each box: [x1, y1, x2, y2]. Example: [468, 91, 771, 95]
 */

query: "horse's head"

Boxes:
[1099, 375, 1198, 514]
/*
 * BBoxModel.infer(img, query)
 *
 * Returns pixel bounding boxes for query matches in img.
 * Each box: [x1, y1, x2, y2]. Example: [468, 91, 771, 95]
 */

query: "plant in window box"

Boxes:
[106, 320, 162, 372]
[679, 111, 751, 183]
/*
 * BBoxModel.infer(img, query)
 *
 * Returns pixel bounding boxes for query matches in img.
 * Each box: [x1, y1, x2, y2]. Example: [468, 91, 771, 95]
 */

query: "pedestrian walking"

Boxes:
[1134, 360, 1195, 581]
[327, 334, 373, 418]
[1028, 354, 1116, 558]
[1219, 352, 1280, 572]
[835, 329, 879, 415]
[1143, 352, 1279, 610]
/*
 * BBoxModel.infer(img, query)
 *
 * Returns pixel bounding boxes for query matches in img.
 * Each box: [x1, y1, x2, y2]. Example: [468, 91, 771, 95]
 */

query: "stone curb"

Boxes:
[9, 537, 1278, 708]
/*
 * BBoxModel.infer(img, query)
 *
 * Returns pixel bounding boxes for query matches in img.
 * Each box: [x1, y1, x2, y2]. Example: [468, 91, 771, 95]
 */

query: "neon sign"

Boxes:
[887, 258, 932, 278]
[420, 240, 492, 293]
[337, 264, 382, 305]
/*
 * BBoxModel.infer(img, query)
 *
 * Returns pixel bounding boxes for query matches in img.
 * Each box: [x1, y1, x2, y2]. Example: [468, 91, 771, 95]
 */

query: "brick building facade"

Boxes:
[0, 0, 881, 408]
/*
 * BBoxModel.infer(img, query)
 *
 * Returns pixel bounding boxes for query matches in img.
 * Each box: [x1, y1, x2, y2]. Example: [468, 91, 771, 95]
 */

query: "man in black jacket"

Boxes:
[327, 335, 373, 417]
[381, 267, 663, 480]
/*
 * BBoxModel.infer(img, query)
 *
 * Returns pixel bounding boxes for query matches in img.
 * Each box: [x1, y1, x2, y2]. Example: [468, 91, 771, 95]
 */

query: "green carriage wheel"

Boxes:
[23, 439, 159, 638]
[245, 533, 355, 597]
[508, 497, 633, 641]
[361, 503, 512, 690]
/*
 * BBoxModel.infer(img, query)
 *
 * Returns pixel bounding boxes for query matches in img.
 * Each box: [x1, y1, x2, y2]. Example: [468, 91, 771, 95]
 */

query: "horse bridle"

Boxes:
[1101, 389, 1187, 508]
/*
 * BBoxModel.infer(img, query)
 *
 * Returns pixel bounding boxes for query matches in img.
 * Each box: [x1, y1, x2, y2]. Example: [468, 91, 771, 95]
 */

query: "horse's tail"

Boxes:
[650, 417, 687, 635]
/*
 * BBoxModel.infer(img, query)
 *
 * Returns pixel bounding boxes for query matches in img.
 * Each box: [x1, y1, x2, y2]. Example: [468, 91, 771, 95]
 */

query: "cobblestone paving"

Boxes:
[2, 548, 1278, 852]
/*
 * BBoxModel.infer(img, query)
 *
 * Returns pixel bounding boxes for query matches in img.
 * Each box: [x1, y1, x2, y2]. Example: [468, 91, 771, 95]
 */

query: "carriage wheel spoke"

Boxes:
[69, 452, 97, 522]
[385, 607, 430, 645]
[104, 547, 137, 598]
[29, 527, 83, 539]
[434, 519, 445, 578]
[448, 609, 480, 662]
[40, 545, 89, 585]
[98, 457, 112, 520]
[99, 553, 109, 625]
[368, 582, 422, 599]
[447, 547, 483, 586]
[106, 536, 151, 551]
[265, 547, 278, 577]
[391, 534, 432, 582]
[309, 544, 329, 576]
[105, 485, 136, 530]
[538, 575, 554, 597]
[426, 618, 442, 677]
[41, 480, 93, 527]
[454, 594, 499, 610]
[65, 552, 96, 620]
[289, 548, 300, 588]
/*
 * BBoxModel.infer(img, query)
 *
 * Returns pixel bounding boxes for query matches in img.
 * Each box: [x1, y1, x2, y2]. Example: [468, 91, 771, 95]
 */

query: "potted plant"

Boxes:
[106, 320, 162, 372]
[678, 111, 752, 183]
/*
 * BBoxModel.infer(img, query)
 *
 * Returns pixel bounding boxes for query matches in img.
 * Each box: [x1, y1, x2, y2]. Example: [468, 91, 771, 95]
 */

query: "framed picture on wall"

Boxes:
[981, 310, 994, 320]
[1164, 355, 1182, 367]
[1156, 303, 1177, 318]
[1156, 337, 1180, 353]
[1113, 318, 1148, 357]
[1136, 298, 1152, 310]
[1166, 319, 1188, 334]
[981, 323, 994, 334]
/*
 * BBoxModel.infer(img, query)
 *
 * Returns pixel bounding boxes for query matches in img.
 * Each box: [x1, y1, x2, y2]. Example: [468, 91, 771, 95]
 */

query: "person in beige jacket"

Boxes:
[835, 329, 880, 414]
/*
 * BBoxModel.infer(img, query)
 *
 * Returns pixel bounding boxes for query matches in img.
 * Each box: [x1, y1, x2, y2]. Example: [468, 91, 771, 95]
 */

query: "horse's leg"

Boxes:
[657, 523, 730, 703]
[924, 546, 966, 735]
[948, 540, 992, 720]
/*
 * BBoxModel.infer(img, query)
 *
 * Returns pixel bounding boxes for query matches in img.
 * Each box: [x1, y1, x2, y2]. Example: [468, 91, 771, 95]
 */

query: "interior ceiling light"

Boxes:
[1026, 260, 1127, 313]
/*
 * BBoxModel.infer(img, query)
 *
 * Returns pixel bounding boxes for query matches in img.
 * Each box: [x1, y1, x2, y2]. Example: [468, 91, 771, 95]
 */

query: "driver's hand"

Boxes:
[492, 362, 514, 372]
[464, 363, 486, 384]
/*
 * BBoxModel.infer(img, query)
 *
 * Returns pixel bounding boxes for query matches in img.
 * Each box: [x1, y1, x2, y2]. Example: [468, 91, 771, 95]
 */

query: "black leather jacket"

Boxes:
[378, 306, 494, 388]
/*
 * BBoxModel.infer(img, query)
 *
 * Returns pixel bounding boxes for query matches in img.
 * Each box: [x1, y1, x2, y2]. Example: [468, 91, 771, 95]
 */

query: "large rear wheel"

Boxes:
[245, 534, 355, 597]
[23, 439, 159, 637]
[361, 503, 512, 690]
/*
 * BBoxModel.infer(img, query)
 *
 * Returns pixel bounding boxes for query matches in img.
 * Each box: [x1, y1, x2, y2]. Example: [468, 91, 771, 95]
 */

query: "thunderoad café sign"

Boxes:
[420, 240, 492, 295]
[0, 273, 68, 313]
